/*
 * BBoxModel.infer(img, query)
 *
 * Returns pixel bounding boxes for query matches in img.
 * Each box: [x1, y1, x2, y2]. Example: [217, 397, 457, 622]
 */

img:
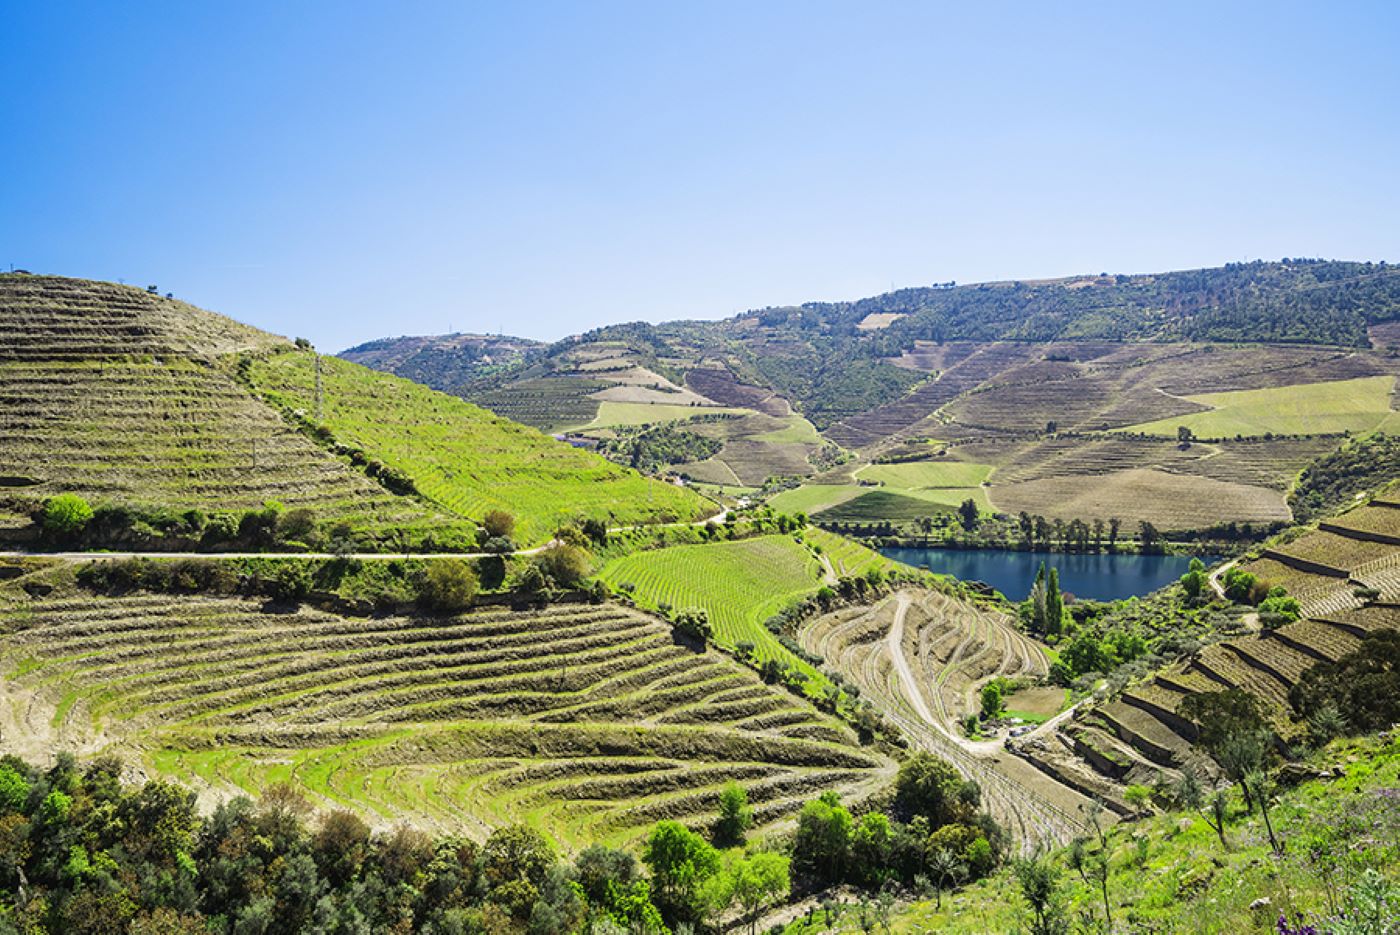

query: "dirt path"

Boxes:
[0, 511, 732, 564]
[808, 590, 1092, 850]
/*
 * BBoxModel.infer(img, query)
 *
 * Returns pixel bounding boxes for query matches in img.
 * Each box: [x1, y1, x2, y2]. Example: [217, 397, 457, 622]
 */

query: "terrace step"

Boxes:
[1091, 700, 1193, 768]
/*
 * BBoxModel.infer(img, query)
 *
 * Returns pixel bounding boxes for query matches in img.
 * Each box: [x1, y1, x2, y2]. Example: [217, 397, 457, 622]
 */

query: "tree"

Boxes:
[641, 821, 720, 925]
[926, 848, 965, 910]
[1177, 425, 1195, 446]
[714, 782, 752, 847]
[957, 498, 979, 531]
[1179, 557, 1208, 603]
[894, 753, 978, 827]
[535, 542, 592, 587]
[1085, 849, 1112, 929]
[41, 493, 94, 537]
[793, 793, 852, 882]
[980, 682, 1004, 719]
[1014, 853, 1068, 935]
[1138, 520, 1161, 550]
[1258, 589, 1302, 629]
[1201, 788, 1230, 850]
[482, 510, 516, 540]
[1045, 568, 1064, 636]
[483, 824, 554, 887]
[418, 560, 479, 612]
[1245, 769, 1282, 853]
[725, 852, 790, 935]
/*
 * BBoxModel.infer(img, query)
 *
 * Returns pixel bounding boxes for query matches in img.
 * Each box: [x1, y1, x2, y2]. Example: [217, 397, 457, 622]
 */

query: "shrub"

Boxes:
[482, 510, 517, 540]
[672, 608, 712, 642]
[535, 543, 592, 588]
[268, 563, 312, 603]
[41, 493, 94, 537]
[418, 560, 479, 612]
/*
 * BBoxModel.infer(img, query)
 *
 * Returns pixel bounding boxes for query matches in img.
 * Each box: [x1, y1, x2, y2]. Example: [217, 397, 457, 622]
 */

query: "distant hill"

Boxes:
[0, 274, 708, 548]
[342, 260, 1400, 523]
[339, 332, 542, 393]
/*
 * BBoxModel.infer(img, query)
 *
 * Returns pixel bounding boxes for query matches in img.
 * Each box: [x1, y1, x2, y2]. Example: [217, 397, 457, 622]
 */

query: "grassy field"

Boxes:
[1126, 375, 1396, 438]
[784, 738, 1399, 935]
[598, 535, 827, 684]
[567, 401, 742, 430]
[0, 586, 886, 848]
[248, 351, 709, 544]
[766, 484, 865, 516]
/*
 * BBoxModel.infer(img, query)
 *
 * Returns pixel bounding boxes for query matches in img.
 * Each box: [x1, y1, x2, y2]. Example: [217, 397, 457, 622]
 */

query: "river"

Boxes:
[879, 546, 1217, 602]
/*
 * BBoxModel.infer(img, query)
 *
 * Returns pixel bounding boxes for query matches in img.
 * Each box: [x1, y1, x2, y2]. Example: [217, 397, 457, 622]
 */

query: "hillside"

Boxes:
[339, 332, 542, 393]
[0, 566, 890, 848]
[344, 259, 1400, 533]
[0, 274, 708, 549]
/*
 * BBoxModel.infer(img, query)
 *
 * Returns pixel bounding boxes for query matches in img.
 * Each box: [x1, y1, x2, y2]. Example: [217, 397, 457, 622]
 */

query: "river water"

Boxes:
[879, 546, 1217, 602]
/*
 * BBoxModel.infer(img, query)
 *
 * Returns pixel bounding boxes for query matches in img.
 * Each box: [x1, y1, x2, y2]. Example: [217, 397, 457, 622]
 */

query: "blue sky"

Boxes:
[2, 1, 1397, 351]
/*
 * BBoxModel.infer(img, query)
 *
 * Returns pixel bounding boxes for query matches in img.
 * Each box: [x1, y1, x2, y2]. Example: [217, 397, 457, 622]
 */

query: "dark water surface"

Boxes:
[880, 547, 1218, 602]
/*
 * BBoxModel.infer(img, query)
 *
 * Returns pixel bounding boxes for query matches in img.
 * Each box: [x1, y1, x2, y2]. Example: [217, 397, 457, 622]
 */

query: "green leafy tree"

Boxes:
[641, 820, 720, 926]
[418, 559, 479, 612]
[1014, 853, 1069, 935]
[724, 852, 790, 935]
[535, 542, 592, 587]
[713, 782, 752, 847]
[482, 509, 516, 540]
[980, 681, 1004, 719]
[957, 498, 979, 531]
[793, 792, 852, 882]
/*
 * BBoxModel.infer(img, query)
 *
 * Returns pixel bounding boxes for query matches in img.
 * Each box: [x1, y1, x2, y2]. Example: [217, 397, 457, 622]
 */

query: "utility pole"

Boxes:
[314, 353, 324, 423]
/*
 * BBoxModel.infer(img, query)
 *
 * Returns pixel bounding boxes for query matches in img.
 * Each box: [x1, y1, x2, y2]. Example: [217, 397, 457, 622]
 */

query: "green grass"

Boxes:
[1126, 375, 1396, 438]
[4, 590, 882, 847]
[785, 736, 1400, 935]
[814, 490, 952, 523]
[598, 535, 827, 685]
[568, 401, 743, 430]
[248, 350, 710, 544]
[751, 414, 824, 444]
[856, 460, 993, 490]
[766, 484, 865, 516]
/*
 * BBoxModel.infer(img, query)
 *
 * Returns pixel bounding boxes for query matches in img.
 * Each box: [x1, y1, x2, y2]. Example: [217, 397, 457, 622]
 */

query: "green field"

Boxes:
[249, 351, 709, 544]
[856, 460, 993, 489]
[814, 490, 947, 523]
[1126, 375, 1396, 438]
[766, 484, 865, 516]
[598, 535, 827, 684]
[568, 401, 743, 430]
[751, 414, 824, 444]
[2, 588, 883, 848]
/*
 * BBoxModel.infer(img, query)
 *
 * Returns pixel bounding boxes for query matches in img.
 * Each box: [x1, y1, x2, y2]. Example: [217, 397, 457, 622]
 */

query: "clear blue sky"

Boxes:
[2, 2, 1397, 351]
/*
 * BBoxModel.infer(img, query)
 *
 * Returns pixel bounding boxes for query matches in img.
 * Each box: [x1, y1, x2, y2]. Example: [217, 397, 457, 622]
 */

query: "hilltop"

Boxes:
[0, 274, 707, 549]
[339, 331, 543, 394]
[343, 259, 1400, 536]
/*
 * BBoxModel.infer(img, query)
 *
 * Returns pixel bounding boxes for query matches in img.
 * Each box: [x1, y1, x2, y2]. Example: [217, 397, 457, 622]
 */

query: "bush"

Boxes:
[41, 494, 94, 538]
[418, 560, 479, 612]
[482, 510, 516, 540]
[268, 563, 312, 603]
[534, 543, 592, 588]
[672, 608, 712, 642]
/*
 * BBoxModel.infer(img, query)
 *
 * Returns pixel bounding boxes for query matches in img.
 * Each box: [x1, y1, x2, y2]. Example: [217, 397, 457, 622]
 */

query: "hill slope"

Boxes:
[0, 274, 708, 548]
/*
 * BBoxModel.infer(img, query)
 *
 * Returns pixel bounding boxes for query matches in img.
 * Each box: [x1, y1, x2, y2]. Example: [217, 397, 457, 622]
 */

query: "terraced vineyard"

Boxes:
[799, 590, 1094, 849]
[247, 350, 710, 544]
[0, 586, 889, 848]
[599, 535, 827, 684]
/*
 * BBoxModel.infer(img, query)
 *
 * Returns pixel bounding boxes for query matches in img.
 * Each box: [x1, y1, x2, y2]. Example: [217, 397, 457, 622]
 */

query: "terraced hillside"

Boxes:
[0, 274, 706, 549]
[352, 261, 1400, 532]
[599, 535, 828, 683]
[1017, 505, 1400, 806]
[799, 590, 1095, 849]
[246, 349, 709, 544]
[0, 276, 464, 544]
[0, 581, 889, 848]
